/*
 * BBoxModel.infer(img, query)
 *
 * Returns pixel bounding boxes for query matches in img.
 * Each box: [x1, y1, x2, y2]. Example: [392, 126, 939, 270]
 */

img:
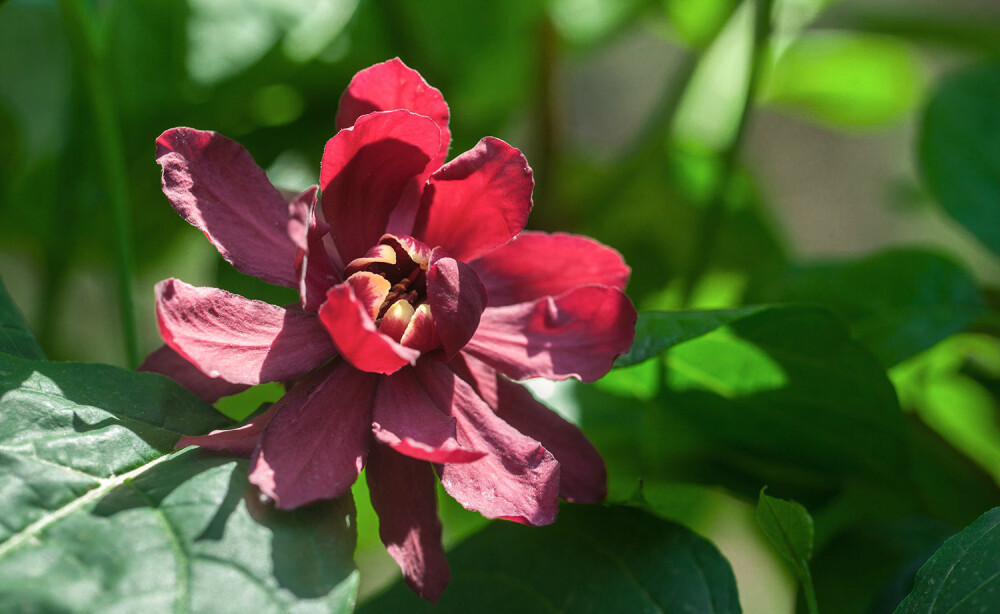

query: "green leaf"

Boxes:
[751, 249, 985, 367]
[894, 506, 1000, 614]
[360, 504, 742, 613]
[756, 488, 814, 564]
[663, 306, 907, 485]
[663, 0, 739, 49]
[0, 278, 43, 360]
[762, 32, 922, 128]
[615, 305, 768, 367]
[0, 353, 359, 612]
[919, 62, 1000, 258]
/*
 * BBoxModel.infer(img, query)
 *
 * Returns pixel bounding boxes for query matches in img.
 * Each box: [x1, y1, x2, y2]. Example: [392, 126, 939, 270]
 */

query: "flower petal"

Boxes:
[463, 286, 636, 382]
[400, 304, 439, 352]
[156, 278, 335, 385]
[366, 443, 449, 603]
[456, 353, 607, 503]
[414, 360, 559, 526]
[318, 277, 420, 375]
[291, 186, 340, 312]
[427, 252, 487, 359]
[175, 403, 279, 457]
[138, 344, 249, 403]
[373, 368, 484, 464]
[249, 363, 377, 509]
[412, 137, 532, 262]
[320, 110, 441, 265]
[156, 128, 302, 288]
[470, 231, 630, 307]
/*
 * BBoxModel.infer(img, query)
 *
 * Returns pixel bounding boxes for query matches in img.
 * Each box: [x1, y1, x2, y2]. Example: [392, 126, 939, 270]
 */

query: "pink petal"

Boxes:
[320, 110, 442, 265]
[412, 137, 532, 262]
[156, 128, 302, 288]
[470, 231, 631, 307]
[366, 443, 449, 603]
[155, 278, 335, 386]
[176, 403, 279, 457]
[427, 251, 487, 359]
[373, 368, 484, 464]
[249, 363, 377, 509]
[291, 186, 340, 312]
[414, 360, 560, 526]
[400, 304, 440, 353]
[138, 344, 249, 403]
[457, 353, 607, 503]
[463, 286, 636, 382]
[318, 277, 420, 375]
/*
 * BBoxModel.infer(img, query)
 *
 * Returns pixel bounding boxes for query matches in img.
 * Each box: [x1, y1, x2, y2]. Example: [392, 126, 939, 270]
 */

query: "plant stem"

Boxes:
[679, 0, 774, 306]
[799, 562, 820, 614]
[59, 0, 140, 367]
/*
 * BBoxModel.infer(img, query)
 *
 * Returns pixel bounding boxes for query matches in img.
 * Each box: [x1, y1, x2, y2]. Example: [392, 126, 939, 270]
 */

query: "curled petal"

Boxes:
[155, 279, 336, 385]
[318, 278, 420, 375]
[463, 286, 636, 382]
[415, 360, 560, 526]
[427, 251, 487, 359]
[374, 368, 483, 464]
[156, 128, 302, 288]
[139, 344, 249, 403]
[291, 186, 340, 311]
[320, 111, 441, 265]
[249, 363, 377, 509]
[471, 231, 630, 307]
[366, 443, 450, 603]
[400, 304, 439, 353]
[412, 137, 532, 262]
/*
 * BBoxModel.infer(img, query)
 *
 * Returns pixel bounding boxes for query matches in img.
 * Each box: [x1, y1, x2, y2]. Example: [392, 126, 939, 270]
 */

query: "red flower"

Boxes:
[141, 59, 636, 602]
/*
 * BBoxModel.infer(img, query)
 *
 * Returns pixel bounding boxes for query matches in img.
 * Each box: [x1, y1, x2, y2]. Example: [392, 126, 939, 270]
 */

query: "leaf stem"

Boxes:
[58, 0, 140, 367]
[799, 562, 820, 614]
[680, 0, 774, 306]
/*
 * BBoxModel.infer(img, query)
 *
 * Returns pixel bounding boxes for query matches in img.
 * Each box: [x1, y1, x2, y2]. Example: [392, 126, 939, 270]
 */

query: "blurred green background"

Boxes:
[2, 0, 999, 612]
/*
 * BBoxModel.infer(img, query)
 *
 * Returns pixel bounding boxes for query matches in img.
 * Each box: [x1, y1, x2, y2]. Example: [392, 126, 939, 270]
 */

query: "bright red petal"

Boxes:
[373, 368, 484, 464]
[249, 363, 377, 509]
[366, 443, 450, 603]
[412, 138, 533, 262]
[427, 251, 487, 359]
[155, 279, 335, 386]
[318, 276, 420, 374]
[157, 128, 302, 288]
[138, 344, 249, 403]
[470, 231, 630, 307]
[415, 360, 560, 526]
[463, 286, 636, 382]
[320, 110, 441, 265]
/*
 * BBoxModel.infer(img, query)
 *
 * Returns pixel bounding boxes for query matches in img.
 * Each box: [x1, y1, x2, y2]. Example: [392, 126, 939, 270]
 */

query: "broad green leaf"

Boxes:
[919, 62, 1000, 258]
[615, 305, 768, 367]
[663, 0, 739, 49]
[360, 504, 742, 613]
[756, 488, 814, 565]
[0, 353, 359, 612]
[663, 306, 907, 485]
[894, 506, 1000, 614]
[751, 249, 985, 367]
[0, 278, 43, 360]
[762, 32, 922, 128]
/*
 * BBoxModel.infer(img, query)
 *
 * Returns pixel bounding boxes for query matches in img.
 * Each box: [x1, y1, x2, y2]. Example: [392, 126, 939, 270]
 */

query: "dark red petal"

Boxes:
[470, 231, 631, 307]
[400, 305, 439, 352]
[373, 368, 484, 464]
[155, 279, 335, 386]
[415, 360, 560, 526]
[366, 443, 449, 603]
[175, 403, 279, 457]
[427, 251, 487, 359]
[412, 137, 533, 262]
[291, 186, 340, 312]
[320, 110, 441, 265]
[463, 286, 636, 382]
[156, 128, 302, 288]
[139, 344, 249, 403]
[458, 353, 606, 503]
[318, 278, 420, 375]
[249, 363, 377, 509]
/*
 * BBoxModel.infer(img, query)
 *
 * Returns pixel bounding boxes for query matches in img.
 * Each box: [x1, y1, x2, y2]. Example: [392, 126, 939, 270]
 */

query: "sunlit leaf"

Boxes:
[663, 0, 739, 49]
[756, 488, 814, 564]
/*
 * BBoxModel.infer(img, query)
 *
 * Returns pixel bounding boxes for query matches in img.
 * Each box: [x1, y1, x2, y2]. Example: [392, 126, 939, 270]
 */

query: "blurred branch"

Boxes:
[59, 0, 139, 367]
[680, 0, 774, 306]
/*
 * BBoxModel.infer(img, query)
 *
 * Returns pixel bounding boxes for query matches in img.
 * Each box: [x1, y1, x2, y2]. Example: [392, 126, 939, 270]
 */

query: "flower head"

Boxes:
[141, 58, 636, 602]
